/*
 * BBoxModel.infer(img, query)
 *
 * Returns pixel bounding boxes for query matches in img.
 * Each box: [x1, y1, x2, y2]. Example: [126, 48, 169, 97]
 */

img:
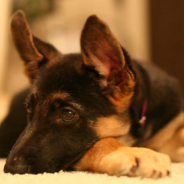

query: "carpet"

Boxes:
[1, 159, 184, 184]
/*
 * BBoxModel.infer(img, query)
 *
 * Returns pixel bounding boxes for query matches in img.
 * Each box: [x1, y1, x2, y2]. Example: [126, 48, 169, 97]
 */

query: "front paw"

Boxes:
[100, 147, 171, 179]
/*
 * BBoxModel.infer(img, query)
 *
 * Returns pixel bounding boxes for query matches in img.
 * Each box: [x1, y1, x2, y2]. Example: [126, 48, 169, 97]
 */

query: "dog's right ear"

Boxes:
[11, 10, 60, 83]
[80, 15, 135, 112]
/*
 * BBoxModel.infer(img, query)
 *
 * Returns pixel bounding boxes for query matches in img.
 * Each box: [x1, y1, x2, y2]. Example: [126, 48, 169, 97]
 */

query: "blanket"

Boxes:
[1, 159, 184, 184]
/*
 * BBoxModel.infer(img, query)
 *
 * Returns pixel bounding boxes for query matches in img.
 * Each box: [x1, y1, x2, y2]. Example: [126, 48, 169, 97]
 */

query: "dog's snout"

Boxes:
[4, 156, 29, 174]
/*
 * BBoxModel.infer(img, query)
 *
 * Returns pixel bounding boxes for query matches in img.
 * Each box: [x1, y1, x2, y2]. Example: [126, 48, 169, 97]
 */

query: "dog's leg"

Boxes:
[140, 112, 184, 162]
[74, 138, 170, 178]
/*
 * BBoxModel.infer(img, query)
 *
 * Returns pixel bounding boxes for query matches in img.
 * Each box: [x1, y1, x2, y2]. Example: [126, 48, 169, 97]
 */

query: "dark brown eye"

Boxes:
[61, 109, 76, 121]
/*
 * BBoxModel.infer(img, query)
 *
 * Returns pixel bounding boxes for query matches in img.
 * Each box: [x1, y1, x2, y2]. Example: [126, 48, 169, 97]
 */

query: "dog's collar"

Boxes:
[139, 98, 148, 127]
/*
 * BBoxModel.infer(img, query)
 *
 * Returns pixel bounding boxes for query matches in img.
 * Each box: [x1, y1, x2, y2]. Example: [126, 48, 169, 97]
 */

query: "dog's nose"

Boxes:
[4, 156, 29, 174]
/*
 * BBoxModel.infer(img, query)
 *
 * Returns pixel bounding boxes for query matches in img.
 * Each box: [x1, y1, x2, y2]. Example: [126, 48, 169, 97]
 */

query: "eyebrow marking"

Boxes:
[52, 92, 70, 100]
[51, 92, 84, 111]
[69, 101, 84, 111]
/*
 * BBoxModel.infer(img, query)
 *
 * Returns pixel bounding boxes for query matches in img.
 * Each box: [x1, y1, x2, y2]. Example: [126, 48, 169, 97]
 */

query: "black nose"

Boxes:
[4, 156, 29, 174]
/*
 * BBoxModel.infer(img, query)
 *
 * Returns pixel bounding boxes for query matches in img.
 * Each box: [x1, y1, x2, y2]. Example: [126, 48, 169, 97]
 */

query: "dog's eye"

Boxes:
[61, 109, 76, 121]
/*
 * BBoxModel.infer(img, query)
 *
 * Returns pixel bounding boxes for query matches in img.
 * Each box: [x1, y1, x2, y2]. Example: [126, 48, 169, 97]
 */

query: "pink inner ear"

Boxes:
[95, 41, 122, 74]
[95, 42, 125, 90]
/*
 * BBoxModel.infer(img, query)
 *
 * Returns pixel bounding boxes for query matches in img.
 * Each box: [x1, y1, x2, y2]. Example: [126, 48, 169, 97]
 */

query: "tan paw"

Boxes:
[100, 147, 171, 179]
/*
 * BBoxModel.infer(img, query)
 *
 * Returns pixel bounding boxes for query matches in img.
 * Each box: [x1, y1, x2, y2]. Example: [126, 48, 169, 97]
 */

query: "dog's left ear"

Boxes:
[11, 10, 60, 83]
[81, 15, 135, 112]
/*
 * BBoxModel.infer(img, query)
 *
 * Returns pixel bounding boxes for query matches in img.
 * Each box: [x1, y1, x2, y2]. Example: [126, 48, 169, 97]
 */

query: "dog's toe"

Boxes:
[100, 147, 171, 178]
[134, 149, 170, 178]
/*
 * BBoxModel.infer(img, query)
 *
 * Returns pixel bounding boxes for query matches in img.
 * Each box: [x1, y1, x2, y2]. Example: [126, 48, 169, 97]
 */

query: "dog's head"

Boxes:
[4, 10, 135, 174]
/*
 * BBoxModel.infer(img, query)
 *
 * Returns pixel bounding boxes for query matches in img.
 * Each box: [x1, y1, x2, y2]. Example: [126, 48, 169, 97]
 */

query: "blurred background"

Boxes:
[0, 0, 184, 122]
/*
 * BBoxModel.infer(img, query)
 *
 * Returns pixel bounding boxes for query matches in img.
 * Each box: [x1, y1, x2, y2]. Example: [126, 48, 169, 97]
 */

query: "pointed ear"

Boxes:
[11, 10, 60, 83]
[81, 15, 135, 112]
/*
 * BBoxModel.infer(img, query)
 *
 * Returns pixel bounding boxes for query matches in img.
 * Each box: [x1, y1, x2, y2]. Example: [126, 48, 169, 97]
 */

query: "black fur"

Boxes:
[0, 89, 28, 157]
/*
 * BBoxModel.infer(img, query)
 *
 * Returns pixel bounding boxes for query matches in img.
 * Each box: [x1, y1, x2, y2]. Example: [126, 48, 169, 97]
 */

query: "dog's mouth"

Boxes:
[4, 164, 38, 175]
[4, 149, 87, 174]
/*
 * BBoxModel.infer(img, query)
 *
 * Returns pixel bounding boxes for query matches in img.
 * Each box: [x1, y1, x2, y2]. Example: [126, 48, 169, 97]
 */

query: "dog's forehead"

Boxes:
[32, 53, 98, 98]
[37, 54, 84, 86]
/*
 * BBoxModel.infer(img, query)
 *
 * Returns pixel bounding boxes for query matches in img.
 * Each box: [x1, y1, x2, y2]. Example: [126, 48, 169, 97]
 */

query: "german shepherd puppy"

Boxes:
[0, 10, 183, 179]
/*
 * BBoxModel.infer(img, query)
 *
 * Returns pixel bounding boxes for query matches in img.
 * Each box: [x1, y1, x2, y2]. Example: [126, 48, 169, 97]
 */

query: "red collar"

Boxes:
[139, 98, 148, 127]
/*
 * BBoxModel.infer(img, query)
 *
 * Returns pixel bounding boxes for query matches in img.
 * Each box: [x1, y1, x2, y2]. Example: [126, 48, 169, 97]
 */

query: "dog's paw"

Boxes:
[100, 147, 171, 179]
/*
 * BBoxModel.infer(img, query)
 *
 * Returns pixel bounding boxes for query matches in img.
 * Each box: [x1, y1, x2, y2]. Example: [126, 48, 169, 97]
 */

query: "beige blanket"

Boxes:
[1, 159, 184, 184]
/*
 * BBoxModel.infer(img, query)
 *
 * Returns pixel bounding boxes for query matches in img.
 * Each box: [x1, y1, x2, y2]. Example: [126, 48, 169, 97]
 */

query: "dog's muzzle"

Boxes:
[4, 156, 31, 174]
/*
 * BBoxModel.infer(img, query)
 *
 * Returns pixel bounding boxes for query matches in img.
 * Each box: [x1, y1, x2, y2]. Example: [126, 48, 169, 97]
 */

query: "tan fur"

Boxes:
[52, 92, 84, 111]
[74, 138, 170, 178]
[107, 79, 135, 113]
[116, 134, 137, 146]
[74, 138, 123, 173]
[52, 92, 70, 101]
[139, 112, 184, 162]
[93, 115, 130, 138]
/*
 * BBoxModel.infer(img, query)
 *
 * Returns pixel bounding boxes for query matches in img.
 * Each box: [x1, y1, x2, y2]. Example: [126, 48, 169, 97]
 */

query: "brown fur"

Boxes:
[80, 15, 135, 113]
[11, 11, 44, 83]
[80, 15, 126, 71]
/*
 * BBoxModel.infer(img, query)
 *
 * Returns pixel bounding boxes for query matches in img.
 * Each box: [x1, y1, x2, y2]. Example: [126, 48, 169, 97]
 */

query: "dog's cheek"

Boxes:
[92, 115, 130, 138]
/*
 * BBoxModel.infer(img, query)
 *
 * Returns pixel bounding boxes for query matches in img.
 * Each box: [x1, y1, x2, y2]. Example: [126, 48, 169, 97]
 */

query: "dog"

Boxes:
[0, 10, 183, 179]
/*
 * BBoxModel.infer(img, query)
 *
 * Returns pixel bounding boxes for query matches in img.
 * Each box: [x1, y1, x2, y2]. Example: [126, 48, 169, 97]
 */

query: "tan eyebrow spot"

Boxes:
[52, 92, 71, 100]
[69, 102, 84, 111]
[52, 92, 84, 111]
